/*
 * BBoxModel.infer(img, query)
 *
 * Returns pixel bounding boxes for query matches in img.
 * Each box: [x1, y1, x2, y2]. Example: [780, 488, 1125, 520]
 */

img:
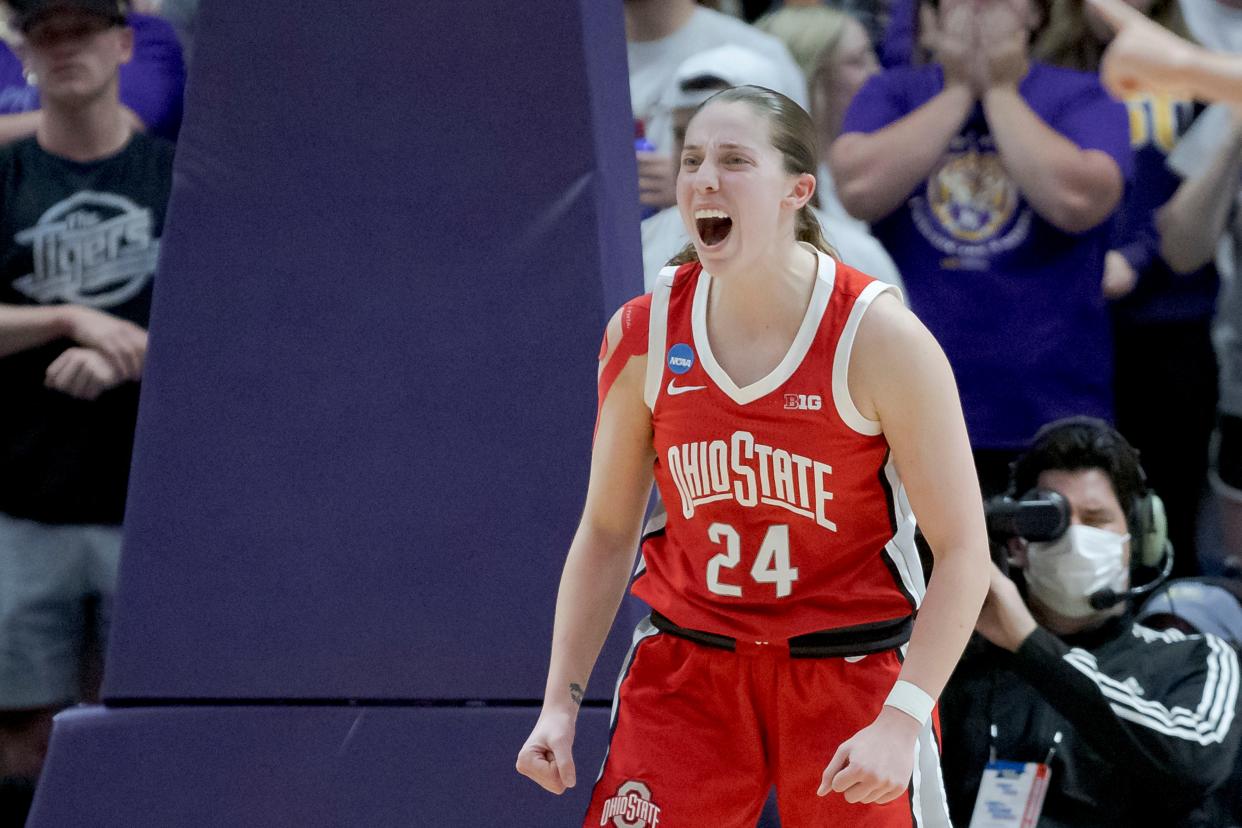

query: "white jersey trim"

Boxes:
[634, 503, 668, 578]
[692, 247, 836, 406]
[911, 713, 953, 828]
[882, 454, 925, 609]
[831, 279, 898, 436]
[644, 267, 677, 411]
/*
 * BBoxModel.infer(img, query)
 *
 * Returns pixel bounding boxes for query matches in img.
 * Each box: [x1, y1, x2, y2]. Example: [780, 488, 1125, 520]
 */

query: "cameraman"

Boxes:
[939, 417, 1241, 827]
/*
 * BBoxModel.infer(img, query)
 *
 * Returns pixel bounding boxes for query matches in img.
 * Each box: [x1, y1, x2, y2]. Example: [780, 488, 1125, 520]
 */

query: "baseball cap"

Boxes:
[663, 44, 788, 112]
[1136, 579, 1242, 646]
[9, 0, 128, 32]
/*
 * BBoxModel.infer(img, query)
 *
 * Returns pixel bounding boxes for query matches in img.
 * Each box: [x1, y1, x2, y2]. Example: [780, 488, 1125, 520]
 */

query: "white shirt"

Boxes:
[627, 7, 808, 153]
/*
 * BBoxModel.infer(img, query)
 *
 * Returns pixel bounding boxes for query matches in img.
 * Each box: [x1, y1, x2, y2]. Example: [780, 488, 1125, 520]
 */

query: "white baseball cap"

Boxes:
[662, 44, 788, 112]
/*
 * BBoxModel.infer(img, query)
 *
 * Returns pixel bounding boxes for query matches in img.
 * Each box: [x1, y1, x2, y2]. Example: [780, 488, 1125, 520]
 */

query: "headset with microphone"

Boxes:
[1087, 487, 1173, 610]
[1008, 417, 1174, 612]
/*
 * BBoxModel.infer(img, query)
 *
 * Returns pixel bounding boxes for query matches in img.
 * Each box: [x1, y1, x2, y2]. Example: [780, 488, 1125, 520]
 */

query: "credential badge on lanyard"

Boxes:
[967, 727, 1060, 828]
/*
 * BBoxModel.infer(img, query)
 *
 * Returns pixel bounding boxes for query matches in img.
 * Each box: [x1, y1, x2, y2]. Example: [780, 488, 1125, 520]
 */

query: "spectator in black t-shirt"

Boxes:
[0, 1, 172, 823]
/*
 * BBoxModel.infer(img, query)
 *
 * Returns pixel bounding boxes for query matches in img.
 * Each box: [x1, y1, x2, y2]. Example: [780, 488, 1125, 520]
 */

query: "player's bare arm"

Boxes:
[852, 292, 989, 698]
[516, 303, 654, 795]
[819, 292, 989, 803]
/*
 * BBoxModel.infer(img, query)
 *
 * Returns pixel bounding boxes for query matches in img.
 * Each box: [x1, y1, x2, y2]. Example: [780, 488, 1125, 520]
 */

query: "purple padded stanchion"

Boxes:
[31, 0, 646, 824]
[30, 705, 616, 827]
[103, 0, 641, 702]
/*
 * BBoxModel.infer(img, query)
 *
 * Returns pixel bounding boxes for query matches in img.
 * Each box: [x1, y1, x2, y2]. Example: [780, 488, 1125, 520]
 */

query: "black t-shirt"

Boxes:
[0, 133, 173, 524]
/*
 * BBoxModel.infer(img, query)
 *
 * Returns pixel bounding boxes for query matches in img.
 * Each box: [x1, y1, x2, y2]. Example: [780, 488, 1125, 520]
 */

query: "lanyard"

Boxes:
[988, 723, 1062, 765]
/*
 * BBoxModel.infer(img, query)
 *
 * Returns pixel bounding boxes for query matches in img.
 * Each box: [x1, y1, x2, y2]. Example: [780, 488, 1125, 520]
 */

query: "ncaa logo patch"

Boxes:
[667, 343, 694, 375]
[601, 780, 662, 827]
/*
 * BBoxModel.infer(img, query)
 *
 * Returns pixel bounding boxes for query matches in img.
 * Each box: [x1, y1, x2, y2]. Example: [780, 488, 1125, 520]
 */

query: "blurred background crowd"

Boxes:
[3, 0, 1242, 825]
[632, 0, 1242, 824]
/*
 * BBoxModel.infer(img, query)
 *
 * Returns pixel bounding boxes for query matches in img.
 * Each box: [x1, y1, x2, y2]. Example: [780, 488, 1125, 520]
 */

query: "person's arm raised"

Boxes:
[516, 303, 655, 795]
[1089, 0, 1242, 106]
[979, 8, 1124, 234]
[819, 291, 990, 805]
[1156, 113, 1242, 275]
[830, 5, 977, 224]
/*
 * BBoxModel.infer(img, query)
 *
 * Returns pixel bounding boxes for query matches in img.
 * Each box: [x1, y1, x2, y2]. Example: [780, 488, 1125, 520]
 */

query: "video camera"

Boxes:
[982, 487, 1173, 609]
[982, 489, 1070, 576]
[984, 489, 1070, 543]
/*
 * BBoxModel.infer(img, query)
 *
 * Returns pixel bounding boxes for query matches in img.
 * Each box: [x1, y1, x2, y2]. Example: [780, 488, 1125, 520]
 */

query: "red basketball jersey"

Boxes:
[630, 250, 924, 640]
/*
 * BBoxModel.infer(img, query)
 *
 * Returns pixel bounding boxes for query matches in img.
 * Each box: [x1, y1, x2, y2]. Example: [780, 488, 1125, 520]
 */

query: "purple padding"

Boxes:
[29, 705, 615, 827]
[105, 0, 643, 700]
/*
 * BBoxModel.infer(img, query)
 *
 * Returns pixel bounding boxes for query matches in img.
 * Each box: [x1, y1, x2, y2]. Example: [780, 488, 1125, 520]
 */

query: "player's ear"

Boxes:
[784, 172, 815, 211]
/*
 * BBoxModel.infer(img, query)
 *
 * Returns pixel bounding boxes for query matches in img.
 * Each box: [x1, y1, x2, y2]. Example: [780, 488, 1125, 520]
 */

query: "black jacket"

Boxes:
[940, 616, 1241, 827]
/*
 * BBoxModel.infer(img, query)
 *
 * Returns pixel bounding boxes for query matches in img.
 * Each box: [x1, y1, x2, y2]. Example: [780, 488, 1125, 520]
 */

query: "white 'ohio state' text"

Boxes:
[666, 430, 836, 530]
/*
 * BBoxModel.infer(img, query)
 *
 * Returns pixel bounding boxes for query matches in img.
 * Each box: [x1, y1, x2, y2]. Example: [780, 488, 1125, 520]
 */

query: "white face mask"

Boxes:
[1024, 525, 1130, 619]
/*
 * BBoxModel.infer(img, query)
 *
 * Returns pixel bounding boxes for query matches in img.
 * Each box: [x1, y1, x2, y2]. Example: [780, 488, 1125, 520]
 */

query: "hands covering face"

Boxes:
[925, 0, 1033, 95]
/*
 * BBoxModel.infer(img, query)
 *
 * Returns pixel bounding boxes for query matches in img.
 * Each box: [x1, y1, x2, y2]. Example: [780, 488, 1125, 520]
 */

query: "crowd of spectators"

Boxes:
[1, 0, 1241, 825]
[627, 0, 1242, 824]
[0, 1, 190, 824]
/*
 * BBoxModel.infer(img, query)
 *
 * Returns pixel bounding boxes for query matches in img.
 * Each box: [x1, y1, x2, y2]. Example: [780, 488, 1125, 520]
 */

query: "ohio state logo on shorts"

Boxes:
[600, 780, 662, 827]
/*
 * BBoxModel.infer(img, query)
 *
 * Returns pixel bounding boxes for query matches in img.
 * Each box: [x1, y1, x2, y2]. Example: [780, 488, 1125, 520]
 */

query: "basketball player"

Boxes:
[516, 86, 989, 827]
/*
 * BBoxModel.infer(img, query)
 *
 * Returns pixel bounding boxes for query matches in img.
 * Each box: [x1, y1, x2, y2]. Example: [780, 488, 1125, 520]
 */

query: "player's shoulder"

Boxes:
[659, 261, 702, 293]
[614, 293, 651, 339]
[845, 267, 928, 363]
[830, 259, 874, 299]
[830, 257, 905, 310]
[602, 259, 700, 358]
[601, 291, 656, 366]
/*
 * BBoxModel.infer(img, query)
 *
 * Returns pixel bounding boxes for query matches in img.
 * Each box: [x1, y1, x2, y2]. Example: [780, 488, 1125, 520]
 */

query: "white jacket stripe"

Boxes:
[1061, 633, 1238, 745]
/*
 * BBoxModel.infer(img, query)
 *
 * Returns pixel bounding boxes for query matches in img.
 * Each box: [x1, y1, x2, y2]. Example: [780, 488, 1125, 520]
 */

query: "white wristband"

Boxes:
[883, 680, 935, 726]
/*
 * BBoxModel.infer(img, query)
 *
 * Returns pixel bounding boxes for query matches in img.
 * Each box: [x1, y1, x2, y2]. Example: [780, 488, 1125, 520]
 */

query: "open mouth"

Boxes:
[694, 209, 733, 247]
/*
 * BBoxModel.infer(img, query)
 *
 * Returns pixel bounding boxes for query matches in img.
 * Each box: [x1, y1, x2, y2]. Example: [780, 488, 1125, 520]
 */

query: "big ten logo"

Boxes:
[784, 394, 822, 411]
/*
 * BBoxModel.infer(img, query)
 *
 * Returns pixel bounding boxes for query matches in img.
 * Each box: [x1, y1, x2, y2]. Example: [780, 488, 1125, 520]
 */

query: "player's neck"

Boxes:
[707, 242, 817, 339]
[624, 0, 696, 43]
[38, 94, 132, 163]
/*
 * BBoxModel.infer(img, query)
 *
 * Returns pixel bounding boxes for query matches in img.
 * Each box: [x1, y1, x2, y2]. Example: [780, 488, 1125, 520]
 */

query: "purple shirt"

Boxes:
[1111, 98, 1217, 327]
[842, 63, 1134, 449]
[880, 0, 917, 68]
[0, 14, 185, 142]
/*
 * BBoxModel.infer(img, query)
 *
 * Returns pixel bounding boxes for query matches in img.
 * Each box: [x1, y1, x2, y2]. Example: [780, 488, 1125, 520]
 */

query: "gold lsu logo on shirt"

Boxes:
[927, 148, 1019, 243]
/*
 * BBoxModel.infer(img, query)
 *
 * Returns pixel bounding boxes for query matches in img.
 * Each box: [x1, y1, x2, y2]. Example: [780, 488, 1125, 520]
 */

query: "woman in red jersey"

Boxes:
[516, 85, 989, 828]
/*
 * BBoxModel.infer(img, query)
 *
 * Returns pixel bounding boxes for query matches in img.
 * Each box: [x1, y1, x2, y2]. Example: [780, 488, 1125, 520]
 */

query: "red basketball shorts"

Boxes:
[583, 617, 952, 828]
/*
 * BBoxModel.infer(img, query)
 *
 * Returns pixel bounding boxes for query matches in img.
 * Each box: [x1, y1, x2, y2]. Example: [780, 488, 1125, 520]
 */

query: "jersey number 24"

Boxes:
[706, 523, 798, 598]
